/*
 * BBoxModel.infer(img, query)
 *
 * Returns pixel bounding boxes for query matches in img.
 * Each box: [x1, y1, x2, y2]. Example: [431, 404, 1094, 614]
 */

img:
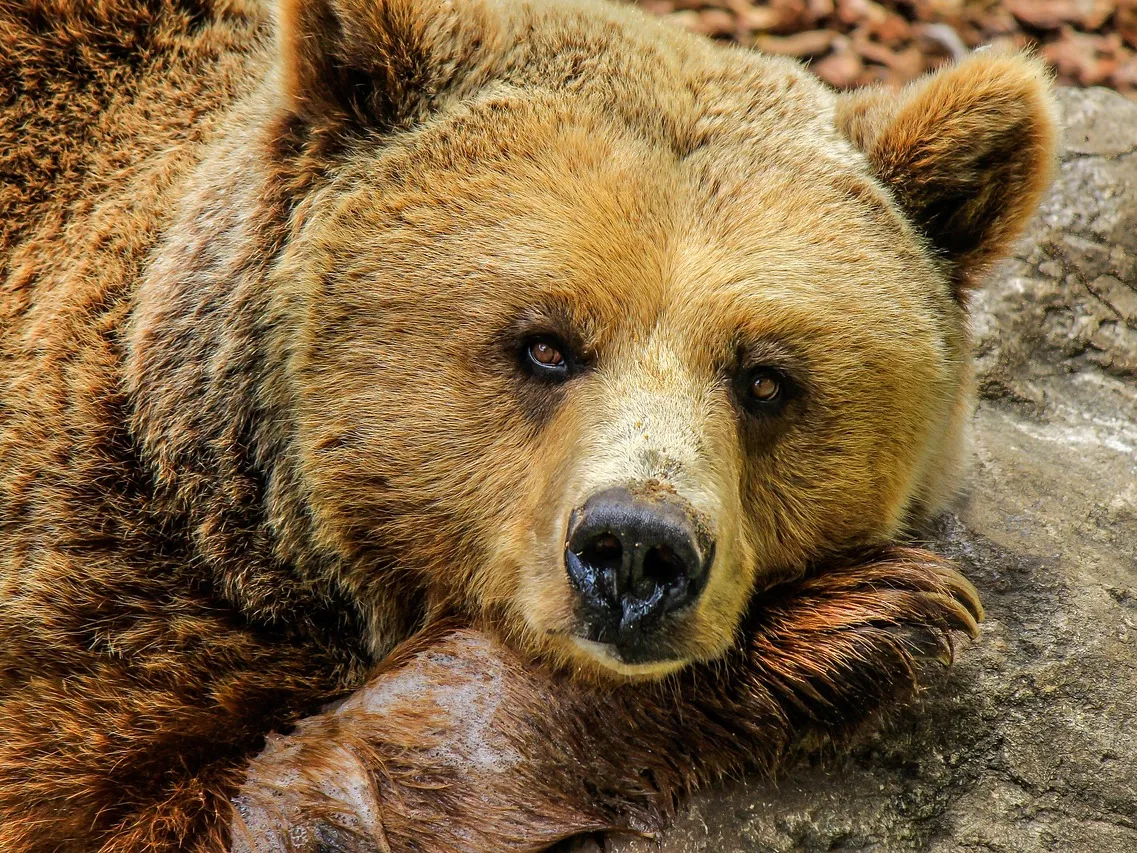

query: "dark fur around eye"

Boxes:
[505, 329, 590, 427]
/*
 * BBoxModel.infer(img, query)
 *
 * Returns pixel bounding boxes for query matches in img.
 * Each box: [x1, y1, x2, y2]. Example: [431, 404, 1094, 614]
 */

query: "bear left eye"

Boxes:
[522, 336, 570, 379]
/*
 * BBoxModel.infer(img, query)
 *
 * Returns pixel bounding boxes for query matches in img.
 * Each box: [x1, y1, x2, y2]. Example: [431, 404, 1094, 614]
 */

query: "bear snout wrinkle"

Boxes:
[565, 485, 712, 658]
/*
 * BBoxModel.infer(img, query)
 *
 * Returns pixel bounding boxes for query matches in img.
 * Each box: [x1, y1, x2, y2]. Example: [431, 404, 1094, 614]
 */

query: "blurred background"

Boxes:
[635, 0, 1137, 98]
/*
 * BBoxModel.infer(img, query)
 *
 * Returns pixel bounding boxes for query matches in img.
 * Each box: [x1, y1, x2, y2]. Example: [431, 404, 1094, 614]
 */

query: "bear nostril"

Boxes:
[579, 533, 622, 575]
[639, 544, 683, 597]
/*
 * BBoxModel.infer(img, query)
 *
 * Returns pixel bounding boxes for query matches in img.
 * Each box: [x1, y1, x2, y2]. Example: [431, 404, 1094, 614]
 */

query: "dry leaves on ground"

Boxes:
[637, 0, 1137, 97]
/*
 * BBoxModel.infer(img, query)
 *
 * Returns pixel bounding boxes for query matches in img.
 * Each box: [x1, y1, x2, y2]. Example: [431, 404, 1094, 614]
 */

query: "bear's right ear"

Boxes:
[836, 51, 1059, 300]
[277, 0, 494, 134]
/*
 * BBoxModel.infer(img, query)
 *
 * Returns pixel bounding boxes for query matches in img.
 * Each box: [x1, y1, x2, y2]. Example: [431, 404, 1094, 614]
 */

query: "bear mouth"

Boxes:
[567, 634, 689, 677]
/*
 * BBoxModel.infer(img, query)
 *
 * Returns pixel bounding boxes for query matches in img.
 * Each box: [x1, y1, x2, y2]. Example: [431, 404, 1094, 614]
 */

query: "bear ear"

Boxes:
[836, 51, 1059, 299]
[276, 0, 492, 133]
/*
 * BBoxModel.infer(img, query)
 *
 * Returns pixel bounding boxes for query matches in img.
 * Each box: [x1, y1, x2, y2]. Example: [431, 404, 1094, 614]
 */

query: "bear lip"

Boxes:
[568, 636, 687, 679]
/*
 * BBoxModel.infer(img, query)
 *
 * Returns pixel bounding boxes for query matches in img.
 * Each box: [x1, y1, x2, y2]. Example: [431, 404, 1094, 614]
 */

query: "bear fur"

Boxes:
[0, 0, 1055, 849]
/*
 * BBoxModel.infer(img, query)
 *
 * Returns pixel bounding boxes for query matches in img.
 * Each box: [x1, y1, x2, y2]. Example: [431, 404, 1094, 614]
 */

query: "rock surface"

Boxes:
[609, 86, 1137, 852]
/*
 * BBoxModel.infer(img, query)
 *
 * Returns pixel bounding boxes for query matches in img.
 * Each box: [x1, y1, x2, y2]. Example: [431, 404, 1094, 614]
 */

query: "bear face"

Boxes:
[278, 100, 956, 675]
[261, 0, 1056, 678]
[137, 0, 1053, 679]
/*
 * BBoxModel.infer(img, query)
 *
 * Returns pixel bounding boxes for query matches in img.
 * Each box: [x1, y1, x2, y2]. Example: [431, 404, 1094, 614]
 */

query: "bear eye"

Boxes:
[521, 335, 570, 380]
[750, 372, 781, 403]
[739, 366, 791, 415]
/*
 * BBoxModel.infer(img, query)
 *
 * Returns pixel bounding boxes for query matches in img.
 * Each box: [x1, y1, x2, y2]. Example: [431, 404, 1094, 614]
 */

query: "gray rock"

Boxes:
[608, 87, 1137, 852]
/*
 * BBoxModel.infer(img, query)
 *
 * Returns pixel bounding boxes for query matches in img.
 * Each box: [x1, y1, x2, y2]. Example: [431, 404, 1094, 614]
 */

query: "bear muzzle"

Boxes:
[564, 485, 714, 664]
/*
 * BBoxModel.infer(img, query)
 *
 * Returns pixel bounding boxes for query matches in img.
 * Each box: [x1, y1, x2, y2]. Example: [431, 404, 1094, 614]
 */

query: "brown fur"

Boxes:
[0, 0, 1054, 849]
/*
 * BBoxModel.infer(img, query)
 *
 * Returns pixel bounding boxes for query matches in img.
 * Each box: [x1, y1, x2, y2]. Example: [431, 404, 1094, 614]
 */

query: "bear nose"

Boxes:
[565, 487, 713, 645]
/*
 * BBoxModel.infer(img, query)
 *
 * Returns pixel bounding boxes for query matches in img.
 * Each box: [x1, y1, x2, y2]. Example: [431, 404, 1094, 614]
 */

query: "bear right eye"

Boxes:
[521, 336, 570, 380]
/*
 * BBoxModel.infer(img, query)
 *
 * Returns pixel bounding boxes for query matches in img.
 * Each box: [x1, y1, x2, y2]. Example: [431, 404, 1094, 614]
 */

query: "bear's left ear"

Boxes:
[836, 51, 1059, 298]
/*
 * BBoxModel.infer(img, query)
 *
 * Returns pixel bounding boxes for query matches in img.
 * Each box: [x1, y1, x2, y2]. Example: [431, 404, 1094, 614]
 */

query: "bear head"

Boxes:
[248, 0, 1056, 677]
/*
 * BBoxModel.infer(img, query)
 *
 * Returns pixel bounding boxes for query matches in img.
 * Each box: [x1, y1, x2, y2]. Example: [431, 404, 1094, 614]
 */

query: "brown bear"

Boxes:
[0, 0, 1056, 850]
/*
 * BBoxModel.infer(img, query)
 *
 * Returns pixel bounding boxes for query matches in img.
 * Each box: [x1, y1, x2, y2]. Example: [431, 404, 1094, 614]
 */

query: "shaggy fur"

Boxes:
[1, 0, 1054, 849]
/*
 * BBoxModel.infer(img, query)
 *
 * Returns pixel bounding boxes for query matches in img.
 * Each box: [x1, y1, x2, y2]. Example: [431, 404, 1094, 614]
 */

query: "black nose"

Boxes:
[565, 486, 713, 646]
